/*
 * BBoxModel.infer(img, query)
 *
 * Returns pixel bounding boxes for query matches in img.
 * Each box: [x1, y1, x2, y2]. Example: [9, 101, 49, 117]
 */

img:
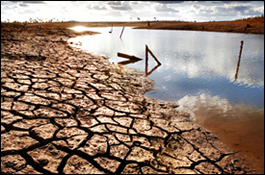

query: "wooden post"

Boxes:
[117, 52, 142, 60]
[145, 44, 161, 76]
[234, 40, 244, 81]
[145, 45, 149, 76]
[119, 26, 125, 38]
[146, 45, 161, 65]
[109, 25, 113, 33]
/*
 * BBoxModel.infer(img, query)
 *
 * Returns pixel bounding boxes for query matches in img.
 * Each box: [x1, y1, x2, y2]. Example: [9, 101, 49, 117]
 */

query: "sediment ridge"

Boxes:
[1, 24, 258, 174]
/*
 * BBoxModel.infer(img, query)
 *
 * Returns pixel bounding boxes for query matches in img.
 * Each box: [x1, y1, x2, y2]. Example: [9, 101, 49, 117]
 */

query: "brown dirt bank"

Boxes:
[134, 17, 264, 34]
[18, 17, 264, 34]
[1, 24, 260, 174]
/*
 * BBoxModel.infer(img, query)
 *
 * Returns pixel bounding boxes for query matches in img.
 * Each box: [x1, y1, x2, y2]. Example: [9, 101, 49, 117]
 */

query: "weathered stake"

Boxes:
[109, 25, 113, 33]
[119, 26, 125, 38]
[146, 45, 161, 65]
[145, 45, 149, 76]
[234, 40, 244, 81]
[117, 52, 142, 60]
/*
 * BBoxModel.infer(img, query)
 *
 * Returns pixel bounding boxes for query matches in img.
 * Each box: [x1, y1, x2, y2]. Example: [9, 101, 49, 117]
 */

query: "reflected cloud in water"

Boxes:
[68, 27, 264, 108]
[155, 44, 264, 88]
[176, 92, 263, 121]
[176, 92, 264, 173]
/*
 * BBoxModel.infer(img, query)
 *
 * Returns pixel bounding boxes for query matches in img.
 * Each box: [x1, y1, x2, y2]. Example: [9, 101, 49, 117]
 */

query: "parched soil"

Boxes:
[1, 24, 260, 174]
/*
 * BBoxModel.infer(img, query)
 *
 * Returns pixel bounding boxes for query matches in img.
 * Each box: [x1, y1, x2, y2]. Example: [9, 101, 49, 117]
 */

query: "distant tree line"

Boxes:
[236, 14, 264, 21]
[1, 17, 67, 24]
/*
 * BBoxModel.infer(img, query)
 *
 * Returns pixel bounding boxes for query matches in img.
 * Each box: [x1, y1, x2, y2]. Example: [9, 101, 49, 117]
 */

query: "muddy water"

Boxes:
[68, 26, 264, 173]
[198, 111, 264, 174]
[177, 94, 264, 173]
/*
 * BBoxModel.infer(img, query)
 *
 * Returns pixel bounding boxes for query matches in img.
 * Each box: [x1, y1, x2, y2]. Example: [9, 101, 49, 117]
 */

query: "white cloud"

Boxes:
[130, 2, 139, 5]
[155, 4, 179, 13]
[87, 4, 107, 11]
[107, 1, 122, 6]
[109, 1, 132, 11]
[1, 1, 264, 22]
[21, 1, 46, 4]
[19, 3, 28, 7]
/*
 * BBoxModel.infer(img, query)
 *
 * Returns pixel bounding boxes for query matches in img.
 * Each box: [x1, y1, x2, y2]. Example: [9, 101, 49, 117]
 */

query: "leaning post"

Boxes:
[234, 40, 244, 81]
[145, 45, 149, 76]
[147, 45, 161, 66]
[119, 26, 125, 39]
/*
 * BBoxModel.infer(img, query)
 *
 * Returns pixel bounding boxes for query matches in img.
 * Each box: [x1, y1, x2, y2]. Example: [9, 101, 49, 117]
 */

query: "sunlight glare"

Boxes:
[69, 26, 90, 32]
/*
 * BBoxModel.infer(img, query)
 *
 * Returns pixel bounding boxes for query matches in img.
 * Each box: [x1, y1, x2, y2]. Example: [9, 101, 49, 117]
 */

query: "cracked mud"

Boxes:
[1, 24, 258, 174]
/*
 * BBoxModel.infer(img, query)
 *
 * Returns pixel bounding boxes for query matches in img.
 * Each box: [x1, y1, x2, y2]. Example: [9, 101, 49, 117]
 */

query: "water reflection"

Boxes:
[68, 26, 264, 108]
[68, 27, 264, 88]
[68, 26, 88, 32]
[69, 26, 110, 33]
[68, 26, 264, 172]
[118, 59, 140, 65]
[176, 92, 264, 173]
[146, 64, 161, 77]
[176, 92, 263, 121]
[156, 46, 264, 88]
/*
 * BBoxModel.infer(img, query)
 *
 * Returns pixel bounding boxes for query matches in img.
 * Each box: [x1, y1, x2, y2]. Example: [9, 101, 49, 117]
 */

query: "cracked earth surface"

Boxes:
[1, 25, 258, 174]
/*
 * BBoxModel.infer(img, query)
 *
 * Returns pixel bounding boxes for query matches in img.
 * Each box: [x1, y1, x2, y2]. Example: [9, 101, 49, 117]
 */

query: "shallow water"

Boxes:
[68, 26, 264, 173]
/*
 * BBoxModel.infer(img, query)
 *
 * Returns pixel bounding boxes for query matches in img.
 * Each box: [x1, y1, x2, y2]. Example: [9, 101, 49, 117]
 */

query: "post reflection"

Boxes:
[118, 59, 140, 65]
[145, 64, 161, 76]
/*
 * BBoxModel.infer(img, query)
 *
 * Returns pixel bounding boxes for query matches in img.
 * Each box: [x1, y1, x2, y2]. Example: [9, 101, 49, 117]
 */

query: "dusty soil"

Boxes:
[1, 23, 260, 174]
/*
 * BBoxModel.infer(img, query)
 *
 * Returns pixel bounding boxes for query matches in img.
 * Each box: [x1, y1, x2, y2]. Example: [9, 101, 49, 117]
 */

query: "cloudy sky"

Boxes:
[1, 1, 264, 22]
